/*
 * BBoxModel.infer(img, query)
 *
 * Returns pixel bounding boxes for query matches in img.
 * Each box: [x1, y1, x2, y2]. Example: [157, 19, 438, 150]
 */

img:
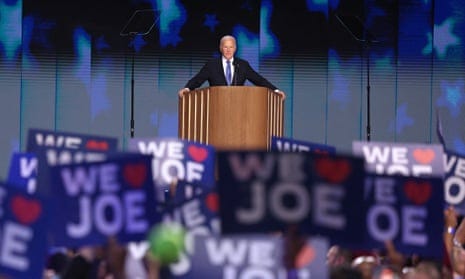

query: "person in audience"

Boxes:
[60, 246, 95, 279]
[43, 247, 69, 278]
[402, 261, 443, 279]
[371, 264, 401, 279]
[39, 204, 463, 278]
[384, 240, 409, 272]
[327, 245, 353, 267]
[351, 254, 379, 279]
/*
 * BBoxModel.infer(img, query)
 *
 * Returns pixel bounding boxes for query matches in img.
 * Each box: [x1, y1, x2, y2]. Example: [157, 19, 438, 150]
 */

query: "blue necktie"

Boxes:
[226, 60, 232, 85]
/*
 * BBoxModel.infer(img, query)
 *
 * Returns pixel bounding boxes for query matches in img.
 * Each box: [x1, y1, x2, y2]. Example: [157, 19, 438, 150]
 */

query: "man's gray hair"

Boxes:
[220, 35, 236, 46]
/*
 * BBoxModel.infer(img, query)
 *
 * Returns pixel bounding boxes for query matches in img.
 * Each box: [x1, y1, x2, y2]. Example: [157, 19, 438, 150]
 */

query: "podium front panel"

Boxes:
[179, 86, 283, 150]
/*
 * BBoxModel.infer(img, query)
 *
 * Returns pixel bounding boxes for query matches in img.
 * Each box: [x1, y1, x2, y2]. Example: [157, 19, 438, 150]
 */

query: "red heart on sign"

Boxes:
[412, 149, 435, 164]
[205, 192, 219, 213]
[123, 163, 147, 188]
[85, 140, 109, 151]
[188, 145, 208, 162]
[403, 181, 432, 205]
[11, 195, 42, 224]
[315, 157, 351, 184]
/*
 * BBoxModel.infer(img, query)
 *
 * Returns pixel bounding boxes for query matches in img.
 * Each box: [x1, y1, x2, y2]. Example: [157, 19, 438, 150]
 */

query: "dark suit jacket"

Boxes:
[184, 57, 278, 90]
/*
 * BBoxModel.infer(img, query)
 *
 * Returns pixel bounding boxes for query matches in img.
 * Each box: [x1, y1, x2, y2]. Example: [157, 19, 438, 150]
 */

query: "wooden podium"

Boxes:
[178, 86, 284, 150]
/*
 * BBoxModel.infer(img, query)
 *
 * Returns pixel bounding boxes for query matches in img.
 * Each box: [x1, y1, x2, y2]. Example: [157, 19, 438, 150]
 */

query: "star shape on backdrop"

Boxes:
[130, 35, 147, 53]
[74, 27, 91, 86]
[204, 14, 218, 32]
[389, 103, 414, 134]
[155, 0, 186, 47]
[21, 16, 38, 68]
[423, 17, 460, 59]
[95, 36, 110, 51]
[90, 73, 111, 120]
[305, 0, 328, 15]
[328, 49, 357, 110]
[0, 0, 22, 60]
[330, 71, 351, 109]
[422, 32, 433, 56]
[437, 79, 465, 117]
[23, 16, 55, 53]
[234, 26, 260, 67]
[74, 28, 111, 120]
[260, 0, 280, 57]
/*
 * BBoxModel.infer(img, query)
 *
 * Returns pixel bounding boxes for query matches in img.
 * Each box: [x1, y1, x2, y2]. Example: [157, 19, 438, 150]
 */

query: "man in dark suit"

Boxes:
[178, 35, 285, 98]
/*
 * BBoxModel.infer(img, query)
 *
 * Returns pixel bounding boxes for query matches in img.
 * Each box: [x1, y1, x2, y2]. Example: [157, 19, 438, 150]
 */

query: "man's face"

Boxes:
[220, 39, 236, 60]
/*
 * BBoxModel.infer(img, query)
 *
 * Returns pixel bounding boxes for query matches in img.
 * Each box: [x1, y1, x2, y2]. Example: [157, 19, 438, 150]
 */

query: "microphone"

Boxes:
[233, 60, 239, 86]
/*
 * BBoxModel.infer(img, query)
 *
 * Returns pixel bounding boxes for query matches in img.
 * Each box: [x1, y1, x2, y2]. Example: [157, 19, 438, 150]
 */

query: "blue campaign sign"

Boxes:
[162, 189, 220, 234]
[352, 141, 444, 178]
[128, 138, 216, 201]
[171, 179, 208, 206]
[443, 150, 465, 214]
[169, 189, 221, 278]
[26, 128, 118, 153]
[217, 151, 366, 245]
[7, 152, 37, 193]
[47, 153, 160, 248]
[188, 235, 329, 279]
[126, 190, 222, 279]
[35, 147, 111, 197]
[271, 136, 336, 154]
[0, 183, 48, 279]
[27, 128, 118, 196]
[359, 174, 444, 259]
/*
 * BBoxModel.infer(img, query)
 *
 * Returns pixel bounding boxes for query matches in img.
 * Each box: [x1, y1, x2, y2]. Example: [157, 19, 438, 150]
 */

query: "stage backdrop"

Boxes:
[0, 0, 464, 178]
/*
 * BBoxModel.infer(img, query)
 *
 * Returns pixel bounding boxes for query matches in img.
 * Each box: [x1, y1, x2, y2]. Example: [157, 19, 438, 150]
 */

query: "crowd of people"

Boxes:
[326, 206, 464, 279]
[37, 205, 465, 279]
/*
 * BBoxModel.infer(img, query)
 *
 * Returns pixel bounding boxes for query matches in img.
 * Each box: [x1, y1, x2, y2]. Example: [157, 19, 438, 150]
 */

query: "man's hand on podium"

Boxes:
[274, 89, 286, 100]
[178, 88, 190, 98]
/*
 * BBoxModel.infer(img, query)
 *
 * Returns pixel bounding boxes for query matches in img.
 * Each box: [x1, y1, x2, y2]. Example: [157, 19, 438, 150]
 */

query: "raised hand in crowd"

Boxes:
[444, 206, 458, 259]
[449, 206, 465, 277]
